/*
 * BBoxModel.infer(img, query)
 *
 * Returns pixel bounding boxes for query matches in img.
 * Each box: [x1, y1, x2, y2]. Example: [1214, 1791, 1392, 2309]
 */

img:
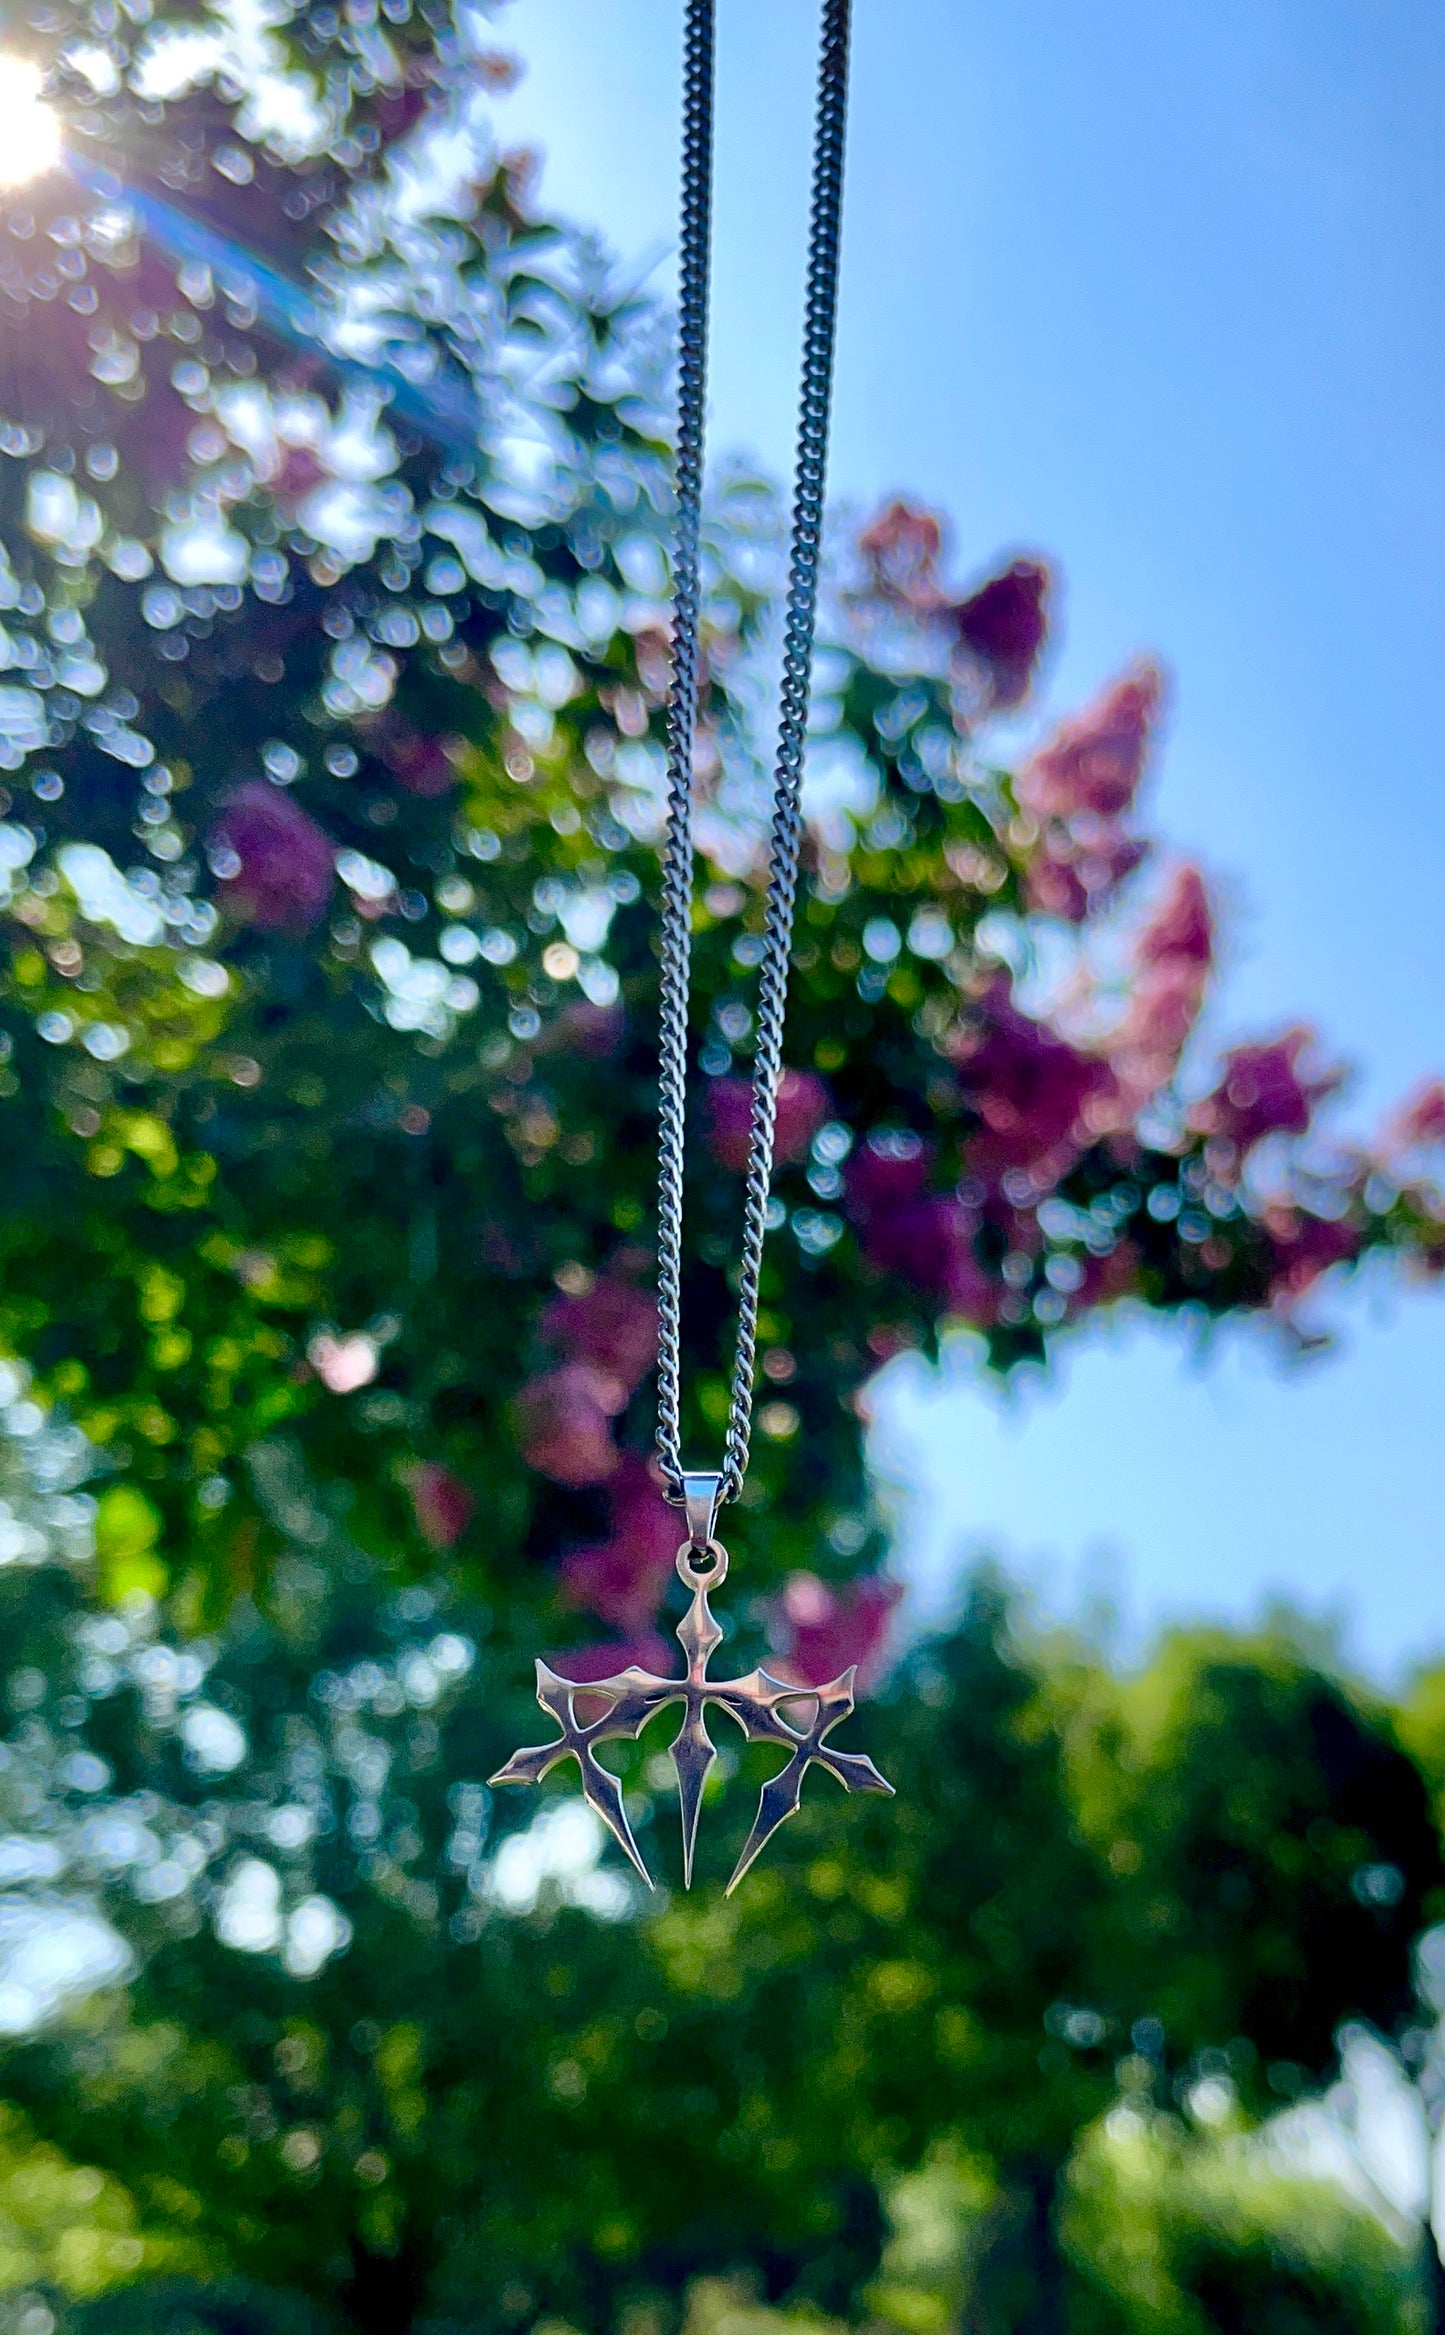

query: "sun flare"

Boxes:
[0, 55, 61, 190]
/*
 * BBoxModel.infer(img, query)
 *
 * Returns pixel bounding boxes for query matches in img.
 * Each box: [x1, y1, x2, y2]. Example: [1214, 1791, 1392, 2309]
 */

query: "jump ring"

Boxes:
[675, 1539, 729, 1593]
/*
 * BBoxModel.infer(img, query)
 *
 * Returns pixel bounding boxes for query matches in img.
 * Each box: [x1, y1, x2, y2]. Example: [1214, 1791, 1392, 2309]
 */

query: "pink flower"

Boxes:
[1014, 665, 1164, 924]
[853, 517, 1049, 711]
[1023, 826, 1145, 923]
[121, 380, 211, 501]
[1261, 1207, 1362, 1307]
[864, 1193, 958, 1293]
[953, 559, 1051, 709]
[1380, 1081, 1445, 1156]
[1110, 958, 1203, 1101]
[775, 1571, 902, 1691]
[857, 500, 948, 612]
[515, 1362, 625, 1487]
[709, 1069, 830, 1174]
[1190, 1028, 1342, 1156]
[1019, 663, 1165, 823]
[951, 979, 1115, 1182]
[1110, 866, 1215, 1104]
[558, 1455, 679, 1631]
[544, 1277, 657, 1399]
[549, 1632, 674, 1686]
[845, 1134, 933, 1275]
[405, 1463, 474, 1551]
[845, 1147, 999, 1321]
[941, 1225, 1004, 1324]
[273, 446, 328, 510]
[374, 82, 436, 142]
[709, 1079, 758, 1174]
[537, 1001, 626, 1057]
[217, 782, 335, 932]
[365, 713, 456, 799]
[845, 1130, 932, 1220]
[1069, 1237, 1143, 1318]
[1138, 863, 1213, 968]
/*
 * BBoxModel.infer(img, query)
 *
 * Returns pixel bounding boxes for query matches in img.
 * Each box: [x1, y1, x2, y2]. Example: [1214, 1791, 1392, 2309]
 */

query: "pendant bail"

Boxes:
[680, 1469, 724, 1551]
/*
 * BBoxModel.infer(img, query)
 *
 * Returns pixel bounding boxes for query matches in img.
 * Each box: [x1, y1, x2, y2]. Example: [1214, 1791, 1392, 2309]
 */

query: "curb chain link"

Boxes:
[656, 0, 852, 1512]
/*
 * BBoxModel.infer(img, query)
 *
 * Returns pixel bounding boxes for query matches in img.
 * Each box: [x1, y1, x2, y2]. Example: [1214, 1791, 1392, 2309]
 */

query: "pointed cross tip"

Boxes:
[677, 1789, 699, 1888]
[619, 1832, 657, 1890]
[590, 1798, 656, 1890]
[724, 1834, 768, 1897]
[678, 1775, 704, 1890]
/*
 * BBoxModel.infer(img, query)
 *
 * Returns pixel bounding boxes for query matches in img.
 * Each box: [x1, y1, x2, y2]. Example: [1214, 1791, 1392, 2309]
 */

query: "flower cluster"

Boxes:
[1188, 1029, 1342, 1161]
[773, 1569, 903, 1690]
[1017, 665, 1163, 922]
[554, 1453, 679, 1653]
[514, 1273, 659, 1488]
[511, 1273, 683, 1657]
[405, 1462, 475, 1553]
[846, 1134, 998, 1326]
[709, 1069, 831, 1175]
[1110, 865, 1215, 1112]
[215, 784, 336, 934]
[952, 977, 1117, 1185]
[854, 499, 1052, 713]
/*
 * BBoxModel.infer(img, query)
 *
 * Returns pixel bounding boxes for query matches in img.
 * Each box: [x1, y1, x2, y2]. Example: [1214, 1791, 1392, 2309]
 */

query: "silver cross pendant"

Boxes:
[490, 1473, 894, 1894]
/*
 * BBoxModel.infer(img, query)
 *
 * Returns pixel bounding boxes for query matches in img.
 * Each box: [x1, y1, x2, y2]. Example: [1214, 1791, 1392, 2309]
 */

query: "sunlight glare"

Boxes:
[0, 56, 61, 189]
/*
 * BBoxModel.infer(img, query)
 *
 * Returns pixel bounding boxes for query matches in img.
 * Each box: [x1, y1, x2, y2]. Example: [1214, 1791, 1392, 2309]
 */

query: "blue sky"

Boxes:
[494, 1, 1445, 1677]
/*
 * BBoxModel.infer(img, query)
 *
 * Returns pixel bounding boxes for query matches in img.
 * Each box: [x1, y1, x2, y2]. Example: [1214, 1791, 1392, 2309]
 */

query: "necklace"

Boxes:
[492, 0, 893, 1893]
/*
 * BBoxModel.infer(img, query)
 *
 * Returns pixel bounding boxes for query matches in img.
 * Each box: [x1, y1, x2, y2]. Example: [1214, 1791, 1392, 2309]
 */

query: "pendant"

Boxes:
[490, 1472, 894, 1893]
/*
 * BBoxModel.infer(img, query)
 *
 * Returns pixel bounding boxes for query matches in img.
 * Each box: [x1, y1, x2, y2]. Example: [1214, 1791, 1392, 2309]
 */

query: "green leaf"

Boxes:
[94, 1484, 167, 1604]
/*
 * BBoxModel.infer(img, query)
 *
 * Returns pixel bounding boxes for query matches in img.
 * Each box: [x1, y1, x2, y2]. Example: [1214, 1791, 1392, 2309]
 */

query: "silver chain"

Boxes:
[656, 0, 852, 1511]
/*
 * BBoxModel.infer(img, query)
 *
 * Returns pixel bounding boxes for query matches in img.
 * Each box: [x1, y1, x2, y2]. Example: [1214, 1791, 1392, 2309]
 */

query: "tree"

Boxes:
[2, 3, 1445, 2329]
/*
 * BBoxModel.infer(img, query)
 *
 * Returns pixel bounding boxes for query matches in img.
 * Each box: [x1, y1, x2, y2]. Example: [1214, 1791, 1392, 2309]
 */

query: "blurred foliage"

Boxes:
[0, 2099, 196, 2305]
[0, 1, 1442, 2331]
[0, 1413, 1441, 2335]
[1061, 2109, 1430, 2335]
